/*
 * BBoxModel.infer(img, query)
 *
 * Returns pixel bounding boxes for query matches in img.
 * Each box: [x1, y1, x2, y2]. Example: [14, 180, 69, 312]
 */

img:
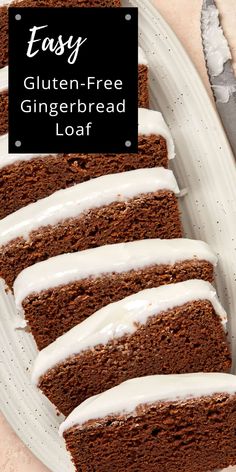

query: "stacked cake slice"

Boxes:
[0, 108, 173, 218]
[59, 373, 236, 472]
[0, 167, 181, 288]
[13, 238, 216, 348]
[31, 280, 231, 416]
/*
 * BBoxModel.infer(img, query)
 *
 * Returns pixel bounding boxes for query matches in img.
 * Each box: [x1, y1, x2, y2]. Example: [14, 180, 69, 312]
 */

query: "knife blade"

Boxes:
[201, 0, 236, 157]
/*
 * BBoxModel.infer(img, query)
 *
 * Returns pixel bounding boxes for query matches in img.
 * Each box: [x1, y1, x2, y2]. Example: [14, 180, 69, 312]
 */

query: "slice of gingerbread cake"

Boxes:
[0, 66, 7, 135]
[138, 47, 149, 108]
[0, 168, 182, 288]
[0, 108, 174, 219]
[59, 373, 236, 472]
[13, 238, 217, 349]
[32, 279, 231, 416]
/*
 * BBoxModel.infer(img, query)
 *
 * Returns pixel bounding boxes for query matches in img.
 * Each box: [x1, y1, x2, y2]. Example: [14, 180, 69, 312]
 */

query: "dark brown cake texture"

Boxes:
[0, 4, 8, 70]
[60, 373, 236, 472]
[0, 106, 174, 218]
[0, 135, 168, 219]
[138, 46, 149, 108]
[0, 168, 182, 288]
[0, 89, 8, 135]
[13, 238, 217, 350]
[32, 280, 231, 416]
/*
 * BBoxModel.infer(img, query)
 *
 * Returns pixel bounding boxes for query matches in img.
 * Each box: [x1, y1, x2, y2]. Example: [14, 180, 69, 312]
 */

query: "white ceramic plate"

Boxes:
[1, 1, 236, 471]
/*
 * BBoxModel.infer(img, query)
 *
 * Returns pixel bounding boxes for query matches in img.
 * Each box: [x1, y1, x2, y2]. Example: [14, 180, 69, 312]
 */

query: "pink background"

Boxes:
[1, 0, 236, 470]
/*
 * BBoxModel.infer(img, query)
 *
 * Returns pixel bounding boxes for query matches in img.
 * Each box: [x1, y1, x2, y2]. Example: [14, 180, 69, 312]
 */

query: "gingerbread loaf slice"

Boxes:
[59, 373, 236, 472]
[138, 47, 149, 107]
[13, 238, 217, 349]
[32, 280, 231, 416]
[0, 108, 174, 219]
[0, 168, 181, 288]
[0, 66, 7, 135]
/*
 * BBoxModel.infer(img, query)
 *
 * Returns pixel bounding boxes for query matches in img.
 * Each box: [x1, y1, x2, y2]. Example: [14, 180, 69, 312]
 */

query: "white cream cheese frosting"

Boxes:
[201, 4, 236, 103]
[13, 238, 217, 310]
[0, 108, 174, 170]
[0, 134, 51, 169]
[201, 4, 231, 77]
[32, 280, 227, 385]
[212, 84, 236, 104]
[138, 46, 148, 66]
[59, 373, 236, 434]
[0, 0, 15, 5]
[0, 66, 8, 92]
[138, 108, 175, 160]
[0, 167, 179, 247]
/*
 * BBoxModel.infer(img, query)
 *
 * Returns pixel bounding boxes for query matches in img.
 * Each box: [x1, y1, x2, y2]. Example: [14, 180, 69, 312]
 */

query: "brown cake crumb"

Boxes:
[63, 393, 236, 472]
[0, 6, 8, 69]
[0, 134, 168, 219]
[0, 190, 182, 289]
[38, 300, 231, 416]
[0, 90, 8, 135]
[22, 259, 213, 350]
[138, 64, 149, 108]
[0, 48, 147, 136]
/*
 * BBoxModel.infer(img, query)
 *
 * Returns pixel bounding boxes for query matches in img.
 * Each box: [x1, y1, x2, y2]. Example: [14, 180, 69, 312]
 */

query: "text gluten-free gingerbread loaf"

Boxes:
[0, 46, 148, 136]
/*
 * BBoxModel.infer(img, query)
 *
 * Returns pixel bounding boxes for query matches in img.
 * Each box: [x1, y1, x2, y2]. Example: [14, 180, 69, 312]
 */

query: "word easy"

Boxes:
[27, 25, 87, 64]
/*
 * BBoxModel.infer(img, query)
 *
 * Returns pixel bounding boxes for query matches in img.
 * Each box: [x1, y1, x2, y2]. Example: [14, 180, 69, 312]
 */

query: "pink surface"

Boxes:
[1, 0, 236, 471]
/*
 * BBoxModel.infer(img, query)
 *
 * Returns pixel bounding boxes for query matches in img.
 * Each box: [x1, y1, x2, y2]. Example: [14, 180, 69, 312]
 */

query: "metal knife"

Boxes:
[201, 0, 236, 157]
